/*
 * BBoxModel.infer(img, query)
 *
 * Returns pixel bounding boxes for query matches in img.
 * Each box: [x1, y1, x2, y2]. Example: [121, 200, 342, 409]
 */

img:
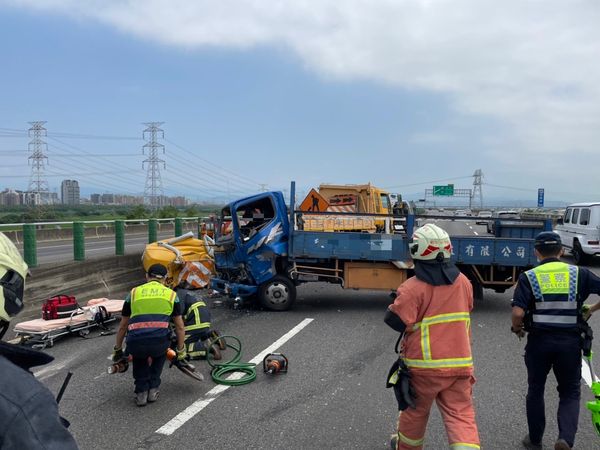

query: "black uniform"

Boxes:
[512, 257, 600, 447]
[0, 341, 78, 449]
[177, 289, 214, 359]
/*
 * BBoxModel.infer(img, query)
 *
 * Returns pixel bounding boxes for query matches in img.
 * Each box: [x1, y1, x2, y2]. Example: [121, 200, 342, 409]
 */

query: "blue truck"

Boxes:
[211, 182, 552, 310]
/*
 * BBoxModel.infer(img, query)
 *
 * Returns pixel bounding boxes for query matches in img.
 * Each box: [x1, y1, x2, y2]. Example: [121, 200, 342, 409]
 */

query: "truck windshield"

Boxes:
[236, 197, 276, 240]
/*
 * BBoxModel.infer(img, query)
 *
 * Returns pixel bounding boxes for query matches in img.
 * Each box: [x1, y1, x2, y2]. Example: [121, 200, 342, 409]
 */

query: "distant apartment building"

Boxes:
[61, 179, 80, 205]
[87, 192, 184, 206]
[0, 189, 21, 206]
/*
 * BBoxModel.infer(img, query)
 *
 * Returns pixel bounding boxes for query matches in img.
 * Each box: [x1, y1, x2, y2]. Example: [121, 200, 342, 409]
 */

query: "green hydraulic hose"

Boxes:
[206, 335, 256, 386]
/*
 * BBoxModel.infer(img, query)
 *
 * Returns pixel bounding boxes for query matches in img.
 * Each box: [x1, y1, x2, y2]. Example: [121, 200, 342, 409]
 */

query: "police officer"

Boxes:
[511, 231, 600, 450]
[0, 233, 78, 449]
[113, 264, 186, 406]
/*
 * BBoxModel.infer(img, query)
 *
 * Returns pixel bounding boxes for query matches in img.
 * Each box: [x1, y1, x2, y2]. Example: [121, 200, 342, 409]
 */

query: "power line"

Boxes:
[165, 138, 261, 187]
[384, 176, 472, 189]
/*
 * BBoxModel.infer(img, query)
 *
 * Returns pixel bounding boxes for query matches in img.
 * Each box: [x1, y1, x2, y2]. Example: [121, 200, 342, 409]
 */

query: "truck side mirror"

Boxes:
[556, 217, 564, 225]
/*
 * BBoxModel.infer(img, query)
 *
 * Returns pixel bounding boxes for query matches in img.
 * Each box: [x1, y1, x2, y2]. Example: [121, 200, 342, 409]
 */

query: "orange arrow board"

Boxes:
[299, 188, 329, 212]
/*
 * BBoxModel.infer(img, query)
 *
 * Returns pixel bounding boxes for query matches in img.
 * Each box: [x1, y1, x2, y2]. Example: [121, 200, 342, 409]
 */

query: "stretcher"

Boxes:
[13, 298, 125, 349]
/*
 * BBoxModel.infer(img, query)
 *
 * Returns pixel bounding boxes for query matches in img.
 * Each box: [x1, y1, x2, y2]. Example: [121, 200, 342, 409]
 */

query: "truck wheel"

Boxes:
[258, 276, 296, 311]
[573, 241, 589, 265]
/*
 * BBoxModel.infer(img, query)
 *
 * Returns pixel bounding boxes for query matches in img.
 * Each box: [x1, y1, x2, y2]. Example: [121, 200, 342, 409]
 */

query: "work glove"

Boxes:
[386, 358, 417, 411]
[176, 346, 187, 361]
[112, 346, 124, 362]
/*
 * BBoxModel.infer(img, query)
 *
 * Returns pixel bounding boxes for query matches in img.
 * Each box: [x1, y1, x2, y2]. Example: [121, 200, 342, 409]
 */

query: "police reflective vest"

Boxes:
[127, 280, 177, 338]
[524, 261, 579, 329]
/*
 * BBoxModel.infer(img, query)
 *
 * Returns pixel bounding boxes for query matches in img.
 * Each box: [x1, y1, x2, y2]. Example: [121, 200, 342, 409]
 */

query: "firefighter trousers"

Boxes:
[396, 374, 480, 449]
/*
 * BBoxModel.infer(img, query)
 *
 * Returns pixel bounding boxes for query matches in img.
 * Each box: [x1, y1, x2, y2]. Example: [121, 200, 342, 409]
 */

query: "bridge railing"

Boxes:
[0, 217, 213, 267]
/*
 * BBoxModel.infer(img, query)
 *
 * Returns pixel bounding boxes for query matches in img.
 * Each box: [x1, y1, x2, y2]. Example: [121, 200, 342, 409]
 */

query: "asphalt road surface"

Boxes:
[19, 261, 600, 450]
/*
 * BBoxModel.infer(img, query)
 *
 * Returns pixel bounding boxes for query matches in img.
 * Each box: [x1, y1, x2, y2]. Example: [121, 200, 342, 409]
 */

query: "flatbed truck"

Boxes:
[211, 182, 551, 310]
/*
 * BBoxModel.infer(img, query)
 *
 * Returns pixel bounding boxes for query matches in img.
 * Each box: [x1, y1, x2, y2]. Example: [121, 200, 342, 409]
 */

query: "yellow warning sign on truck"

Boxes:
[300, 189, 329, 212]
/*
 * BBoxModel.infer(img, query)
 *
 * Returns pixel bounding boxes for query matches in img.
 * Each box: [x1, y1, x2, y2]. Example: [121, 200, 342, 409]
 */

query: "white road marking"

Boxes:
[34, 352, 80, 380]
[473, 231, 479, 236]
[155, 318, 314, 436]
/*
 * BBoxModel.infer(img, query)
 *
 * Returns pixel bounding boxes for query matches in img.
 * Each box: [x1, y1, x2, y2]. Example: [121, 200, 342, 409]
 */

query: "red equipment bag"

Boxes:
[42, 295, 80, 320]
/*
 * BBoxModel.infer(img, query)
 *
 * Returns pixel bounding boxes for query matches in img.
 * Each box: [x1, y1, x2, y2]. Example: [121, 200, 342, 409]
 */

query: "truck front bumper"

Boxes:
[211, 277, 258, 298]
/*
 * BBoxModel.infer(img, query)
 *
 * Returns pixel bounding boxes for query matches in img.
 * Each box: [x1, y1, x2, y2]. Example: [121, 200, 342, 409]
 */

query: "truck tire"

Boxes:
[572, 241, 589, 266]
[258, 275, 296, 311]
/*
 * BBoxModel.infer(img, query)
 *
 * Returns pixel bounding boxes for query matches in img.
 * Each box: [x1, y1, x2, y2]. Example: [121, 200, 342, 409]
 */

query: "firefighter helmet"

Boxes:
[0, 232, 28, 324]
[409, 223, 453, 261]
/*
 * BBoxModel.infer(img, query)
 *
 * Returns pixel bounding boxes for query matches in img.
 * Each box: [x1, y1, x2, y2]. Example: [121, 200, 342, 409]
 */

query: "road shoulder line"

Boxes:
[155, 317, 314, 436]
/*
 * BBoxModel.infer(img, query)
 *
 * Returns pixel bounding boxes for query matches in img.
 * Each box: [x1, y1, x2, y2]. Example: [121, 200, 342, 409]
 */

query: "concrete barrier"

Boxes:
[15, 253, 146, 324]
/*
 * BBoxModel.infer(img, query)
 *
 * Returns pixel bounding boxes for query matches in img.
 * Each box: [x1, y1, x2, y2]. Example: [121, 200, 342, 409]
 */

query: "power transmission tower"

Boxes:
[142, 122, 166, 209]
[472, 169, 483, 208]
[27, 121, 50, 205]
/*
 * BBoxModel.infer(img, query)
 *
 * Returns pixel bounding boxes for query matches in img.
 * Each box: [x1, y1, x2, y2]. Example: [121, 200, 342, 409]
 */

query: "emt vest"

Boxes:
[399, 274, 474, 376]
[127, 280, 177, 340]
[524, 261, 580, 330]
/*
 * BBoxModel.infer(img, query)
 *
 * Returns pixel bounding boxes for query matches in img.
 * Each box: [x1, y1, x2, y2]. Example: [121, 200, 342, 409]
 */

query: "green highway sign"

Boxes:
[433, 184, 454, 196]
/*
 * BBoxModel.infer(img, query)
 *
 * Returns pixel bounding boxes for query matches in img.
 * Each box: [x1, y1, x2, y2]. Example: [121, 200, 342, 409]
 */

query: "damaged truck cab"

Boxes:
[211, 191, 295, 310]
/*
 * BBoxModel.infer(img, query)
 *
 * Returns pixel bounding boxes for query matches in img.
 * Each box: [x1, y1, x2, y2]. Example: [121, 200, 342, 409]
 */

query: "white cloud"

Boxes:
[6, 0, 600, 175]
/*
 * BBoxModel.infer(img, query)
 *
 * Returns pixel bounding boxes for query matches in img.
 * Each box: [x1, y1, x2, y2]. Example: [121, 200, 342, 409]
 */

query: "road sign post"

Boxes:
[537, 188, 544, 207]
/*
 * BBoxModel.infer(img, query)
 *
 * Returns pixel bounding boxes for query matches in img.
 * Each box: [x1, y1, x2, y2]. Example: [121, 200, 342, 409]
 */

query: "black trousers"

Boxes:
[524, 330, 581, 447]
[126, 336, 170, 394]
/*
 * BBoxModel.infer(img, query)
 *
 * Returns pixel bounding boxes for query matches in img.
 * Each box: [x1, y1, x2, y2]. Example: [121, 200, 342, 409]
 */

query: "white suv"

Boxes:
[554, 202, 600, 265]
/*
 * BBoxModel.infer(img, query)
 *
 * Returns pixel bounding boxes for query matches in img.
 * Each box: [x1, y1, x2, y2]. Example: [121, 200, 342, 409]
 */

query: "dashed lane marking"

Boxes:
[155, 318, 315, 436]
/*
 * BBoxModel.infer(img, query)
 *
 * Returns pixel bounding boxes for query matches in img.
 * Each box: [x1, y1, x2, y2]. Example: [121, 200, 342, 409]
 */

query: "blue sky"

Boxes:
[1, 1, 599, 206]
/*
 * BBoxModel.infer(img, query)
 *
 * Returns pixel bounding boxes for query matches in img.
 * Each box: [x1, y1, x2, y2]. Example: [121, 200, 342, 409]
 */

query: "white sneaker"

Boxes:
[148, 388, 159, 403]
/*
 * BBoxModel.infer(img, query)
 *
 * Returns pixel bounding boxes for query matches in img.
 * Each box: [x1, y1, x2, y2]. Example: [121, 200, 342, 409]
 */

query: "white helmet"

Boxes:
[0, 233, 28, 325]
[409, 223, 453, 261]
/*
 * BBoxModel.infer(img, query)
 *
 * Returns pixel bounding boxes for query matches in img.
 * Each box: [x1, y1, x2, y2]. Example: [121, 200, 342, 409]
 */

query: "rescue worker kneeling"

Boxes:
[385, 223, 480, 450]
[176, 287, 225, 360]
[113, 264, 186, 407]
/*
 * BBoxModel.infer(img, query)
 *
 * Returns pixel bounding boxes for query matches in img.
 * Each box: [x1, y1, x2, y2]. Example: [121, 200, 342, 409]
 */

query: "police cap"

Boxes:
[534, 231, 562, 248]
[147, 264, 167, 278]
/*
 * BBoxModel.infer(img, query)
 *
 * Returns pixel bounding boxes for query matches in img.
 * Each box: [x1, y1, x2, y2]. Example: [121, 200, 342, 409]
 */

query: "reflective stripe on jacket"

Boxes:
[389, 273, 474, 376]
[525, 261, 579, 330]
[127, 280, 176, 335]
[184, 300, 211, 334]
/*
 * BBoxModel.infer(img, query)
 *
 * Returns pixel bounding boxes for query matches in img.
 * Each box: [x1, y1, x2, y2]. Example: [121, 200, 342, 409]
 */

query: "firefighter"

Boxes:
[386, 223, 480, 449]
[0, 233, 78, 449]
[511, 231, 600, 450]
[113, 264, 186, 406]
[176, 287, 223, 360]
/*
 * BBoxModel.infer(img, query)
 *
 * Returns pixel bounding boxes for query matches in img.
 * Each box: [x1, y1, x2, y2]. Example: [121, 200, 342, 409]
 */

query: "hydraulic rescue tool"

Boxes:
[581, 305, 600, 437]
[263, 353, 288, 374]
[108, 357, 129, 374]
[166, 348, 205, 382]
